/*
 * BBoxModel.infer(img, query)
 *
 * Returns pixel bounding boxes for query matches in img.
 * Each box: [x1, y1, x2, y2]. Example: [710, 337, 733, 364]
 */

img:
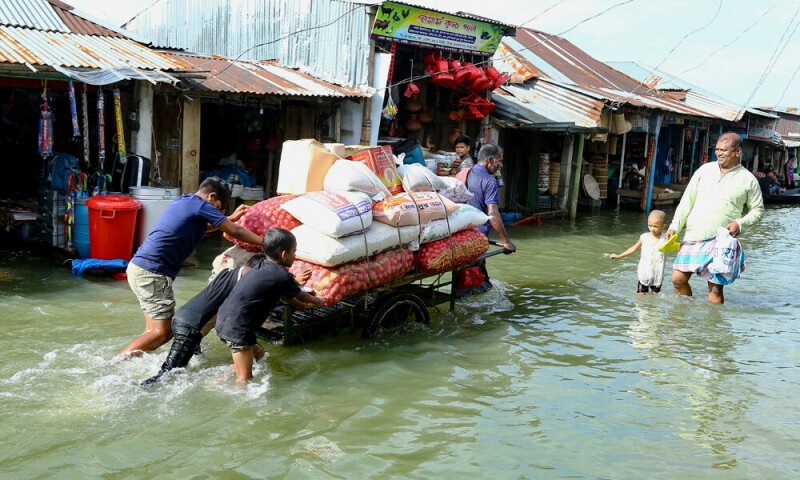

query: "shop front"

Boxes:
[368, 1, 514, 176]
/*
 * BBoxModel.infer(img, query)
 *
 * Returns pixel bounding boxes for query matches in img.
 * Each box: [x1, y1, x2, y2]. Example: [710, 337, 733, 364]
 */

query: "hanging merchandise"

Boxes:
[68, 79, 80, 137]
[81, 84, 90, 168]
[38, 87, 54, 157]
[113, 87, 127, 158]
[382, 95, 398, 120]
[97, 89, 105, 171]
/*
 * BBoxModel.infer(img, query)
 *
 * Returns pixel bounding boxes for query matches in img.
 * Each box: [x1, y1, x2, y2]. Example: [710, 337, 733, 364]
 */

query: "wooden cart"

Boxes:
[258, 242, 507, 345]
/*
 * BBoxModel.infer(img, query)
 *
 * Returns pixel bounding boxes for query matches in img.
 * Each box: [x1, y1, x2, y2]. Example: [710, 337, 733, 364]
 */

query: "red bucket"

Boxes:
[86, 195, 141, 260]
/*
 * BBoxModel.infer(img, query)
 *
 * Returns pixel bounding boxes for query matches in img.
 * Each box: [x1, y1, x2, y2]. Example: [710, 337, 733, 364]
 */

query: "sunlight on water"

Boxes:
[0, 207, 798, 478]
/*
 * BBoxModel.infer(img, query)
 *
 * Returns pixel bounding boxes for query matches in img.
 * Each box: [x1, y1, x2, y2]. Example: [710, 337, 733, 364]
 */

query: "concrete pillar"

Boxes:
[131, 82, 153, 159]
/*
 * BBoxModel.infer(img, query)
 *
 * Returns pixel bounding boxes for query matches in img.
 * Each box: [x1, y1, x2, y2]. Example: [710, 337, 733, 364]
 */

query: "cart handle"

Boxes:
[483, 240, 509, 259]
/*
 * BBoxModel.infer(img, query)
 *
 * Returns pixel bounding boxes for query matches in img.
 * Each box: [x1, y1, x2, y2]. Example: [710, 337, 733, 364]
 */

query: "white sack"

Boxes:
[398, 163, 447, 192]
[281, 190, 372, 238]
[323, 160, 391, 200]
[293, 222, 420, 267]
[418, 204, 490, 244]
[437, 175, 474, 203]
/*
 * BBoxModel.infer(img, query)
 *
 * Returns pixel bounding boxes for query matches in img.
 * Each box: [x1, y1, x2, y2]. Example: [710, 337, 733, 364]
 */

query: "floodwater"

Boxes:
[1, 205, 798, 479]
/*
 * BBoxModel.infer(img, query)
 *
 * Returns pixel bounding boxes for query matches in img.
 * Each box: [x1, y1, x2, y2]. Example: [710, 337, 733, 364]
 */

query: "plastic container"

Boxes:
[129, 186, 180, 249]
[74, 197, 90, 258]
[86, 195, 141, 260]
[391, 139, 425, 166]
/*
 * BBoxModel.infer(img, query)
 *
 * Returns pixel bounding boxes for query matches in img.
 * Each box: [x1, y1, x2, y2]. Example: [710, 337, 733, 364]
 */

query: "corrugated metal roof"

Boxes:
[0, 0, 68, 32]
[0, 25, 187, 71]
[124, 0, 374, 88]
[48, 0, 126, 37]
[166, 51, 370, 98]
[493, 28, 721, 119]
[605, 61, 777, 121]
[492, 79, 604, 130]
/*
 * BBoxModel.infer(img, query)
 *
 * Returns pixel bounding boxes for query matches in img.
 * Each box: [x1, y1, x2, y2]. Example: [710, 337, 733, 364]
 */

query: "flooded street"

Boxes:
[1, 205, 798, 479]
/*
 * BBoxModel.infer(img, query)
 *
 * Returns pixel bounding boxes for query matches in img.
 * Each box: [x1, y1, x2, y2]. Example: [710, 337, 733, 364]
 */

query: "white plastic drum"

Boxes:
[129, 186, 180, 250]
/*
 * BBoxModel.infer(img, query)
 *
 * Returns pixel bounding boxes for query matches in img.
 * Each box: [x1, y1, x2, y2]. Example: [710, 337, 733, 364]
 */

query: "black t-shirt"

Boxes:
[172, 267, 246, 333]
[216, 260, 300, 345]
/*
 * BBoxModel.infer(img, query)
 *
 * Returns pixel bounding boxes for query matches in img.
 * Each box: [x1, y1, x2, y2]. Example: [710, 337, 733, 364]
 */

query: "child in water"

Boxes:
[215, 228, 325, 383]
[610, 210, 668, 294]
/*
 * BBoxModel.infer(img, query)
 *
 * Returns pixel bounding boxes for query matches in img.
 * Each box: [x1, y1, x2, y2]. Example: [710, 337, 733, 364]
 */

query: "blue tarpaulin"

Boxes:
[71, 258, 128, 276]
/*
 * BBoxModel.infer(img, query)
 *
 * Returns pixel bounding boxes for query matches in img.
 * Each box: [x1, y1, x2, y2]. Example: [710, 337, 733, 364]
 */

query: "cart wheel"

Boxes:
[363, 292, 430, 338]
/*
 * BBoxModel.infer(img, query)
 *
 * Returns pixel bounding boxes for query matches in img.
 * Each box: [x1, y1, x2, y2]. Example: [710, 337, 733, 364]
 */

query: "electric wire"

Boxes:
[608, 0, 722, 110]
[737, 2, 800, 114]
[517, 0, 566, 28]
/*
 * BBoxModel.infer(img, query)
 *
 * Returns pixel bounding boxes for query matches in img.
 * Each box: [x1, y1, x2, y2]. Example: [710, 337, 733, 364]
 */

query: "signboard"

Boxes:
[748, 116, 779, 142]
[728, 116, 749, 137]
[370, 1, 508, 55]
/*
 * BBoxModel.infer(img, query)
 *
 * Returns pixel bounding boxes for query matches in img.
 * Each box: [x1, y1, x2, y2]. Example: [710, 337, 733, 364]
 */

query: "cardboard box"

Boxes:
[276, 139, 340, 194]
[347, 145, 403, 195]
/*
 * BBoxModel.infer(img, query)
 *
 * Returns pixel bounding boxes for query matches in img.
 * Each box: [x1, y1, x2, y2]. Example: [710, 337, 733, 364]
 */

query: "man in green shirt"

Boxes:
[665, 132, 764, 304]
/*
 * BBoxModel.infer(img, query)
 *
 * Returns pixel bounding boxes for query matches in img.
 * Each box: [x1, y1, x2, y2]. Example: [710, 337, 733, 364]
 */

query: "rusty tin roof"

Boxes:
[166, 51, 371, 98]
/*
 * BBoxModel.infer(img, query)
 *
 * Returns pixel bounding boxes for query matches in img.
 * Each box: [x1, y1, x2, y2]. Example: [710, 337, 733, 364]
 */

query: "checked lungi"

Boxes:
[673, 236, 746, 285]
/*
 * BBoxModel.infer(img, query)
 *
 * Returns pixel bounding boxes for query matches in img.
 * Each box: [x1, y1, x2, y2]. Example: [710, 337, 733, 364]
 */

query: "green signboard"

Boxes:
[371, 1, 507, 55]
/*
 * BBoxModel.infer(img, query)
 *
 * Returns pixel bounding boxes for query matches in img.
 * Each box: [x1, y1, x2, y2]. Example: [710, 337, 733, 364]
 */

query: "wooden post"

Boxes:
[616, 132, 627, 207]
[569, 134, 585, 220]
[642, 114, 663, 214]
[180, 99, 201, 193]
[558, 134, 575, 209]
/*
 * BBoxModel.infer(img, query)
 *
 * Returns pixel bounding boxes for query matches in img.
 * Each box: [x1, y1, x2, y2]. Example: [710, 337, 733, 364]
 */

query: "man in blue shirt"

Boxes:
[120, 177, 263, 359]
[466, 144, 516, 253]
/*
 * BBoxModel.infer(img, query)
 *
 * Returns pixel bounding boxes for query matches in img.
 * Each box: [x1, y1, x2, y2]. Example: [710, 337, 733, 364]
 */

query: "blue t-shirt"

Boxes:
[131, 194, 227, 278]
[215, 260, 301, 345]
[465, 164, 499, 236]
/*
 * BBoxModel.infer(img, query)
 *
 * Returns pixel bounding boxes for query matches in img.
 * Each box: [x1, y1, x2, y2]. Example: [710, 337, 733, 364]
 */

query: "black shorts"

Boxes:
[637, 282, 661, 293]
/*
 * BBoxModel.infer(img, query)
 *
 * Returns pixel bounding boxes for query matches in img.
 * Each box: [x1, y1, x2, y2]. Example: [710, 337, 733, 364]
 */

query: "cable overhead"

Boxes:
[773, 56, 800, 109]
[380, 0, 637, 94]
[738, 2, 800, 114]
[205, 2, 364, 79]
[680, 2, 777, 76]
[518, 0, 566, 28]
[608, 0, 722, 110]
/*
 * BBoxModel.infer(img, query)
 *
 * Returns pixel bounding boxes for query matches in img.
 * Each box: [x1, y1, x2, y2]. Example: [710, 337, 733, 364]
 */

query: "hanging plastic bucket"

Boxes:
[129, 186, 181, 250]
[74, 197, 90, 258]
[87, 195, 141, 260]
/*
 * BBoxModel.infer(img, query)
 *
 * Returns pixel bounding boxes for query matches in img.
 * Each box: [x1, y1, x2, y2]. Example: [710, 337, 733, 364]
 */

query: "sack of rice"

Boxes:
[372, 191, 459, 227]
[418, 204, 490, 244]
[324, 159, 392, 200]
[281, 190, 372, 238]
[224, 195, 301, 252]
[293, 222, 419, 267]
[397, 163, 447, 192]
[289, 248, 414, 306]
[415, 229, 488, 274]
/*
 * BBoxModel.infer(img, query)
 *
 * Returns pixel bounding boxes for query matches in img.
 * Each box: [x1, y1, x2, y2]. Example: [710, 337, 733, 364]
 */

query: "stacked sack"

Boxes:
[218, 141, 491, 306]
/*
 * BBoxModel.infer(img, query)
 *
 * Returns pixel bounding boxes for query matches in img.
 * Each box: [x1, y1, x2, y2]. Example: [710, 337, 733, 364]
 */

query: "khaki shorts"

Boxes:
[221, 339, 255, 353]
[126, 262, 175, 320]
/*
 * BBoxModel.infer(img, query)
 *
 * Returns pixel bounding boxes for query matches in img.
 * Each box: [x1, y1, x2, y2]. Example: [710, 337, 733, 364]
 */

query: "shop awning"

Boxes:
[492, 79, 605, 132]
[0, 25, 188, 84]
[164, 51, 371, 98]
[52, 66, 179, 85]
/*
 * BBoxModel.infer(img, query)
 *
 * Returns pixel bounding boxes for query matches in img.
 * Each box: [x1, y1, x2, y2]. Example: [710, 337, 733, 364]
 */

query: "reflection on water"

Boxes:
[0, 206, 799, 478]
